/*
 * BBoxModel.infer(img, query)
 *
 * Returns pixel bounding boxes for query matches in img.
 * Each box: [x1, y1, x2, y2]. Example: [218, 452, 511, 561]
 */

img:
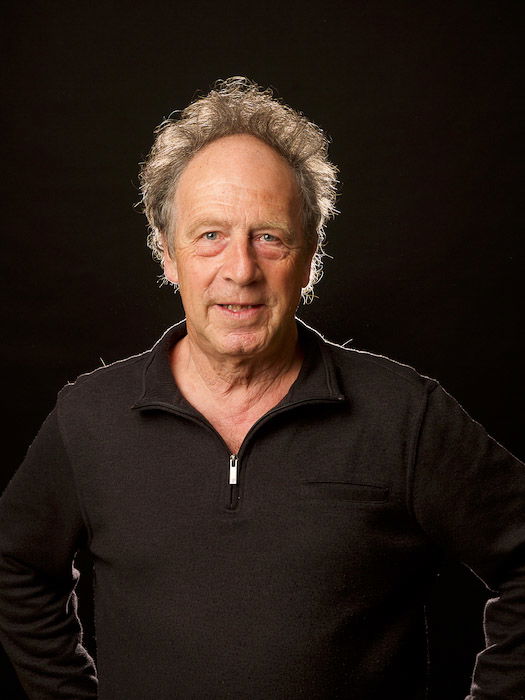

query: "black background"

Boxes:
[1, 1, 523, 697]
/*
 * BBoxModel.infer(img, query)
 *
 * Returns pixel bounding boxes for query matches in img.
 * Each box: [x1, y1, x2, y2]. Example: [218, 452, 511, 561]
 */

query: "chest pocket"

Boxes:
[283, 429, 392, 504]
[299, 479, 389, 503]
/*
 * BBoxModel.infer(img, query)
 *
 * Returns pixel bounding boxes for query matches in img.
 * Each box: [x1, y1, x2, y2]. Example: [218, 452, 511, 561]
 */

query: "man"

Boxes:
[0, 78, 524, 699]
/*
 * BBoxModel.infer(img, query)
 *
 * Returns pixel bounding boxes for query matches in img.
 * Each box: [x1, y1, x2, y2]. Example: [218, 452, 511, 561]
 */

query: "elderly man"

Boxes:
[0, 78, 524, 699]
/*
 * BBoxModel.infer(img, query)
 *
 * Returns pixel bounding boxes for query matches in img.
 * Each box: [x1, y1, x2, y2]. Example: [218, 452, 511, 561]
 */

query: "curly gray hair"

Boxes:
[139, 77, 338, 301]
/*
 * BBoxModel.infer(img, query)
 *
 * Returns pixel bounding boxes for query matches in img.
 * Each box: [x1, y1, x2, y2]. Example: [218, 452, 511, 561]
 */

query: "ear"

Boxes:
[162, 248, 179, 285]
[301, 244, 316, 288]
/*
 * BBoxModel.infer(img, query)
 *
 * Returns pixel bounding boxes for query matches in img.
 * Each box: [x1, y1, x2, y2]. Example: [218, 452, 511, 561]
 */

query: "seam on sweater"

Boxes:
[137, 347, 158, 403]
[318, 341, 340, 397]
[406, 382, 439, 522]
[55, 401, 94, 546]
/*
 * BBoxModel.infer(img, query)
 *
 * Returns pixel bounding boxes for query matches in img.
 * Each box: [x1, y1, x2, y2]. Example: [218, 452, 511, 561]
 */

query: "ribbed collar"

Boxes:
[132, 318, 346, 412]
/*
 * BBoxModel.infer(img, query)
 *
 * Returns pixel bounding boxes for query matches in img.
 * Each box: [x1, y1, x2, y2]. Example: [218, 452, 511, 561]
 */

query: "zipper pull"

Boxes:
[229, 455, 238, 485]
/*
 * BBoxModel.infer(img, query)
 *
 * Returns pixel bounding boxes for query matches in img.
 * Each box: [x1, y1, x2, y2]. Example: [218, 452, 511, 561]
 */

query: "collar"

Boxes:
[132, 317, 346, 413]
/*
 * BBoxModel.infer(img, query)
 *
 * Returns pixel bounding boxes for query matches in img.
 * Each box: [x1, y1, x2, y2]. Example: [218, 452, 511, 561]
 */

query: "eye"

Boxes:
[259, 233, 278, 242]
[203, 231, 219, 240]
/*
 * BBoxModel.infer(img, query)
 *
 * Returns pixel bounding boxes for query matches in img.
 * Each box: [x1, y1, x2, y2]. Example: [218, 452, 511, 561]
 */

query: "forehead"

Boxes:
[174, 134, 301, 217]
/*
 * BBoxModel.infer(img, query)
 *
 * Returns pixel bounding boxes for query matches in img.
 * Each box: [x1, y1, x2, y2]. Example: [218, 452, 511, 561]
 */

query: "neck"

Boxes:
[170, 326, 302, 407]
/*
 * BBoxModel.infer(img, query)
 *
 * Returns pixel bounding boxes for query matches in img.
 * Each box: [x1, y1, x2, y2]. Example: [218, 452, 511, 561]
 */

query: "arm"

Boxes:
[411, 384, 525, 699]
[0, 408, 97, 699]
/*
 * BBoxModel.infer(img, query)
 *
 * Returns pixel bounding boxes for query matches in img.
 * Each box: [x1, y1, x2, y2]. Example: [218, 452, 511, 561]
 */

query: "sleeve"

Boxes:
[0, 407, 98, 699]
[411, 383, 525, 700]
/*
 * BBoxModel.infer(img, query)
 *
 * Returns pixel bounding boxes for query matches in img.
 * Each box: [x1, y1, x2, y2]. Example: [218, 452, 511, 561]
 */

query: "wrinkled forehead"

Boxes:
[173, 134, 303, 224]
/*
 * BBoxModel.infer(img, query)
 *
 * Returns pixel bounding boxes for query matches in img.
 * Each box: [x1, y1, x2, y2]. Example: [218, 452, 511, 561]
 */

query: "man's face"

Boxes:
[163, 134, 314, 361]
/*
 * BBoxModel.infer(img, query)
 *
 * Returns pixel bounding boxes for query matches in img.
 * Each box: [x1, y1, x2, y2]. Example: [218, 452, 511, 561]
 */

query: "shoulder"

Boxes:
[55, 323, 180, 413]
[301, 320, 438, 406]
[57, 349, 149, 412]
[331, 341, 435, 390]
[303, 321, 433, 383]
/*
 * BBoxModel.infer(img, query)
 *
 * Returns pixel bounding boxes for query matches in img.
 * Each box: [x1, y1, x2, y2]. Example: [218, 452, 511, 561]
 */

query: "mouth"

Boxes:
[218, 304, 263, 312]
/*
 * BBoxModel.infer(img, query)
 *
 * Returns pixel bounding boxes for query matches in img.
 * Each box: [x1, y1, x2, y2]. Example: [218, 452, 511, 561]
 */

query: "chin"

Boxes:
[215, 329, 270, 357]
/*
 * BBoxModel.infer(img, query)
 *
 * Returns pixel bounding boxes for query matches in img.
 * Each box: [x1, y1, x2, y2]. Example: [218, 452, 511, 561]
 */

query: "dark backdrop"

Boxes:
[2, 2, 523, 698]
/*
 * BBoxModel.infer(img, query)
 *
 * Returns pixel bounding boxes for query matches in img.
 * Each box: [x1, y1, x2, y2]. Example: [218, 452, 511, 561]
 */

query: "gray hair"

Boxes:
[139, 77, 339, 301]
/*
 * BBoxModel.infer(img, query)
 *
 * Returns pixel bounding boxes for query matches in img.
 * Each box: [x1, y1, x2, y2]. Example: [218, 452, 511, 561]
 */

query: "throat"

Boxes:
[169, 334, 304, 448]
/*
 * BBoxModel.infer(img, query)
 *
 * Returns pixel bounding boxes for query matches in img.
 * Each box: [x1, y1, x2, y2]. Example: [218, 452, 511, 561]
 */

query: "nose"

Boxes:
[220, 236, 260, 286]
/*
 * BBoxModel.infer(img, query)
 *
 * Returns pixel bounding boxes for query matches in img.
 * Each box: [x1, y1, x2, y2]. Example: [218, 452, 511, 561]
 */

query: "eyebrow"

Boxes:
[254, 220, 293, 237]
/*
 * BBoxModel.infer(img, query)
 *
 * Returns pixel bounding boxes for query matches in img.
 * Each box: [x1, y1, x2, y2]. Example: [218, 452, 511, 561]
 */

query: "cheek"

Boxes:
[178, 258, 221, 296]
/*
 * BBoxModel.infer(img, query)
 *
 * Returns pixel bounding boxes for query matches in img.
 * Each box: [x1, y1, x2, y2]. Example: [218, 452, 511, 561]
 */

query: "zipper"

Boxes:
[134, 396, 345, 512]
[228, 455, 240, 510]
[229, 454, 238, 485]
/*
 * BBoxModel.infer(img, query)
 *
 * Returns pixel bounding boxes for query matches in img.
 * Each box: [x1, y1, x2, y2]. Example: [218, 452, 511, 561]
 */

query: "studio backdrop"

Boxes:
[2, 3, 523, 698]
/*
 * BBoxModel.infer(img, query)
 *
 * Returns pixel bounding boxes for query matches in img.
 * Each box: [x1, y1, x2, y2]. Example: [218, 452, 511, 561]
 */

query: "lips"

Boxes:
[218, 304, 262, 312]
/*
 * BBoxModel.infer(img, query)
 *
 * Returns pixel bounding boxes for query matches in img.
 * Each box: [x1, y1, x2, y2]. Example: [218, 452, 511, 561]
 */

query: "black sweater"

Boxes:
[1, 321, 524, 699]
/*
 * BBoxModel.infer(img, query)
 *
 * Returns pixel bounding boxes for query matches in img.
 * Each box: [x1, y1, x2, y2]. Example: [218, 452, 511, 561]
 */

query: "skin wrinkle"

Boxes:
[162, 134, 314, 451]
[164, 177, 312, 264]
[173, 340, 303, 415]
[140, 78, 339, 301]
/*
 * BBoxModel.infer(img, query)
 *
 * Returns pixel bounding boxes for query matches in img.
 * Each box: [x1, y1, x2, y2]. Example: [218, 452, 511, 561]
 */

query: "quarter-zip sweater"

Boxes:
[0, 320, 524, 699]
